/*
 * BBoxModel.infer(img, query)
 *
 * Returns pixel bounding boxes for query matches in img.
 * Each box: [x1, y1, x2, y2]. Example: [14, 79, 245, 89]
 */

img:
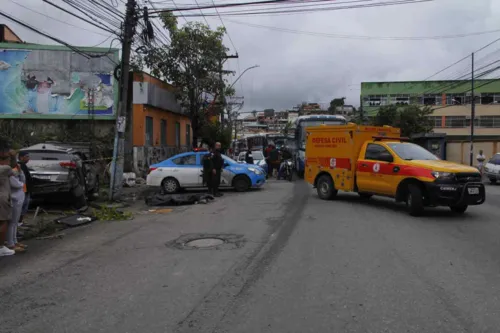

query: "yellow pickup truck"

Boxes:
[305, 124, 486, 216]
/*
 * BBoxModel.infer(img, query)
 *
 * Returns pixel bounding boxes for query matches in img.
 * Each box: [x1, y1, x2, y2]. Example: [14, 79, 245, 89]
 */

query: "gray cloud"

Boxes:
[5, 0, 499, 112]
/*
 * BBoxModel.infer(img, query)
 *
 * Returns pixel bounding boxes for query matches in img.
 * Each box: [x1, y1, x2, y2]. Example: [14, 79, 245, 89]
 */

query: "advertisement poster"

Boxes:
[0, 47, 117, 118]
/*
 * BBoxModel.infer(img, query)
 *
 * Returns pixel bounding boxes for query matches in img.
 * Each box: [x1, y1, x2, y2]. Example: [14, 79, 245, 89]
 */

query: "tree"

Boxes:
[372, 105, 434, 137]
[328, 97, 346, 114]
[281, 121, 293, 136]
[140, 12, 229, 147]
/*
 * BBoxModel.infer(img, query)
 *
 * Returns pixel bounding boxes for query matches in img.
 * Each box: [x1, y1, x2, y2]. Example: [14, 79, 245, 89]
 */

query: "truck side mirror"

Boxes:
[378, 152, 394, 163]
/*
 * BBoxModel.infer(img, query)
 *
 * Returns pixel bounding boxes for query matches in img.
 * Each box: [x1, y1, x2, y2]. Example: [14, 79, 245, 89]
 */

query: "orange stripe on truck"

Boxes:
[357, 161, 434, 179]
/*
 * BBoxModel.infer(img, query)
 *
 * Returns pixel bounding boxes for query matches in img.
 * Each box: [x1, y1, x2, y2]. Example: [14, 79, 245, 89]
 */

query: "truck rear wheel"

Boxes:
[406, 184, 424, 216]
[316, 174, 337, 200]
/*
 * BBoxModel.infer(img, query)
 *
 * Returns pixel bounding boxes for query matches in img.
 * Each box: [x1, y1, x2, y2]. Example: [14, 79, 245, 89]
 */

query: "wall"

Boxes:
[132, 104, 191, 147]
[361, 80, 500, 95]
[0, 43, 119, 119]
[446, 140, 499, 165]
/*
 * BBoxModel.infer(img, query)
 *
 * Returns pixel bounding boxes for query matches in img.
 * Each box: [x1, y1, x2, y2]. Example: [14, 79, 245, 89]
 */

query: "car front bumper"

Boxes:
[424, 182, 486, 206]
[485, 171, 500, 180]
[250, 174, 266, 188]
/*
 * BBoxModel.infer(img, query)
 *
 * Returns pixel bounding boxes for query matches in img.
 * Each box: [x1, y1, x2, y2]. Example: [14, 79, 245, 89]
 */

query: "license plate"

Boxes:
[468, 187, 479, 195]
[33, 175, 51, 180]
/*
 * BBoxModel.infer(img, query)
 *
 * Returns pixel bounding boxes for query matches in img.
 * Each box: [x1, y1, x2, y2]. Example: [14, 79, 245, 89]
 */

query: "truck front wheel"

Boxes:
[316, 174, 338, 200]
[406, 184, 424, 216]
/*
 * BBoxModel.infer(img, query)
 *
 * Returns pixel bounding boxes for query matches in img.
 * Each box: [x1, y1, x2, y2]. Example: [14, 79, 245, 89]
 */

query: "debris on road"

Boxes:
[145, 193, 215, 206]
[54, 214, 97, 227]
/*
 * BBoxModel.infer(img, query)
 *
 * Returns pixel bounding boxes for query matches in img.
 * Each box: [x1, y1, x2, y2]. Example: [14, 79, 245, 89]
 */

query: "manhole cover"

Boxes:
[185, 238, 224, 248]
[166, 233, 246, 250]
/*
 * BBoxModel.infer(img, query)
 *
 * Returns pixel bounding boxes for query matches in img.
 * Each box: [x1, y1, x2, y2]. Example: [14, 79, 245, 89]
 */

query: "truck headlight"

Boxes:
[431, 171, 455, 179]
[248, 167, 262, 175]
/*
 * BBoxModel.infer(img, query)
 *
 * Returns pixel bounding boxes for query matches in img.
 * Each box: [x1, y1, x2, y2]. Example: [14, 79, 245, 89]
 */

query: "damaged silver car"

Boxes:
[20, 143, 99, 207]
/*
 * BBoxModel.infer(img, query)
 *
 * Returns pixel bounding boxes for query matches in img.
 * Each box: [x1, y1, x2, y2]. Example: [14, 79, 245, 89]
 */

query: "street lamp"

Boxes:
[229, 65, 260, 90]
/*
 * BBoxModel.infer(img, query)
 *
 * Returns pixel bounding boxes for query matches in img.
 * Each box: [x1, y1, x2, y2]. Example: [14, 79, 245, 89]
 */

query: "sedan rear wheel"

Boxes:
[162, 177, 180, 194]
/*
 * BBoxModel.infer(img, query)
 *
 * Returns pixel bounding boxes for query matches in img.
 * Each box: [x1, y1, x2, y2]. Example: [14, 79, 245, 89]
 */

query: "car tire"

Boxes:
[162, 177, 180, 194]
[233, 175, 250, 192]
[450, 205, 468, 214]
[316, 174, 337, 200]
[490, 178, 497, 184]
[406, 183, 424, 216]
[358, 192, 373, 200]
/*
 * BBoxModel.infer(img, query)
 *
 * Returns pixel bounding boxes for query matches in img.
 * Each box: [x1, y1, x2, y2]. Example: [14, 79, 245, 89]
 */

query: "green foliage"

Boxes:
[92, 206, 133, 221]
[281, 121, 293, 136]
[372, 105, 434, 137]
[328, 97, 345, 114]
[199, 118, 232, 148]
[137, 12, 230, 147]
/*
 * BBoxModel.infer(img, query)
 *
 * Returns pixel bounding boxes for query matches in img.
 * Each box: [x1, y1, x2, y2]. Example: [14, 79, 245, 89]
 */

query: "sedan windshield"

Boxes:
[222, 154, 238, 164]
[386, 143, 439, 161]
[489, 154, 500, 165]
[252, 151, 264, 160]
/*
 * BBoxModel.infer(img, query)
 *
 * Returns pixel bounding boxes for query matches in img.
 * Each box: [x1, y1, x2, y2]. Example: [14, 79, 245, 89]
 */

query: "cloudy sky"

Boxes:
[4, 0, 500, 113]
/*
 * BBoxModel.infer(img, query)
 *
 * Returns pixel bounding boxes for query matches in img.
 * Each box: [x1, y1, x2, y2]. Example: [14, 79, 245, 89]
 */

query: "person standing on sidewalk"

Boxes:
[202, 148, 214, 195]
[18, 151, 32, 226]
[212, 142, 224, 197]
[6, 152, 26, 253]
[0, 141, 15, 257]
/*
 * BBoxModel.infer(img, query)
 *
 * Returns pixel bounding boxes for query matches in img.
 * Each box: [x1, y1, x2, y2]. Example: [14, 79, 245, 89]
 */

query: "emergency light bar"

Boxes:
[372, 136, 410, 142]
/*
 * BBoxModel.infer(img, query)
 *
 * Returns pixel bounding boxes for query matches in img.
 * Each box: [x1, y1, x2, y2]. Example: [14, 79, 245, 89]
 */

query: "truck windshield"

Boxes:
[387, 143, 439, 161]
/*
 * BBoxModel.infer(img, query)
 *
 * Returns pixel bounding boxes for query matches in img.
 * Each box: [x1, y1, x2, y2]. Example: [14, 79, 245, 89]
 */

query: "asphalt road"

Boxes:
[1, 181, 500, 333]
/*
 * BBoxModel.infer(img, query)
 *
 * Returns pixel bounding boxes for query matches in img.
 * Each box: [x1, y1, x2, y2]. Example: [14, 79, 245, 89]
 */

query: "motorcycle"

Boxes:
[281, 159, 293, 182]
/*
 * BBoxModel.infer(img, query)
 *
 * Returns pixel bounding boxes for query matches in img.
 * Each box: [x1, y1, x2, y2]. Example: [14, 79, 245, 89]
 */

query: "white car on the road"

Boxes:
[484, 153, 500, 184]
[146, 151, 266, 193]
[237, 151, 267, 170]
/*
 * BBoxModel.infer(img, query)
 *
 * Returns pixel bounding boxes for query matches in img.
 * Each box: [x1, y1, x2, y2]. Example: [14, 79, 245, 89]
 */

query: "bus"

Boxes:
[293, 115, 347, 177]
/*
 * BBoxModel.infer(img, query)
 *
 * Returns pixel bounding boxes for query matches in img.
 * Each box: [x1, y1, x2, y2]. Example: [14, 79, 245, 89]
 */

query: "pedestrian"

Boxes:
[202, 147, 214, 195]
[267, 145, 280, 179]
[212, 142, 224, 197]
[18, 151, 32, 226]
[0, 140, 15, 256]
[245, 146, 254, 164]
[6, 151, 26, 253]
[477, 150, 486, 176]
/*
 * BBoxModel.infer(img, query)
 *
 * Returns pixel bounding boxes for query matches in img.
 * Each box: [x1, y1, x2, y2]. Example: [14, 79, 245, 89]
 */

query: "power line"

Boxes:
[224, 18, 500, 41]
[0, 10, 113, 60]
[8, 0, 112, 37]
[42, 0, 119, 35]
[160, 0, 433, 17]
[63, 0, 122, 29]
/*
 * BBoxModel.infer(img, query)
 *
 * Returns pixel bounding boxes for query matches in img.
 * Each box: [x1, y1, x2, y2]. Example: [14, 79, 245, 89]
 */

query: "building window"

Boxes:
[186, 124, 191, 147]
[477, 116, 500, 128]
[429, 116, 442, 127]
[175, 122, 180, 147]
[445, 116, 467, 128]
[421, 94, 441, 106]
[160, 119, 167, 145]
[446, 94, 464, 105]
[366, 95, 388, 106]
[389, 94, 410, 105]
[145, 116, 153, 146]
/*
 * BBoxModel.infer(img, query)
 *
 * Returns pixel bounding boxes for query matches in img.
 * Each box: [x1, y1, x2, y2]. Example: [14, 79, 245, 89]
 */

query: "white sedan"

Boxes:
[484, 153, 500, 184]
[146, 151, 266, 193]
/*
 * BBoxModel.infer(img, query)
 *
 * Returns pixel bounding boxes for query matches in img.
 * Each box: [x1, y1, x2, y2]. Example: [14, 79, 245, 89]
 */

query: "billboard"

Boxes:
[0, 43, 119, 119]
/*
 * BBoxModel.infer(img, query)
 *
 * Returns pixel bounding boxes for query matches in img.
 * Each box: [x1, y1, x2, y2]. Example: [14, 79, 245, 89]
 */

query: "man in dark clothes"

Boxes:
[245, 146, 254, 164]
[202, 148, 214, 195]
[18, 151, 32, 225]
[267, 145, 280, 179]
[212, 142, 224, 197]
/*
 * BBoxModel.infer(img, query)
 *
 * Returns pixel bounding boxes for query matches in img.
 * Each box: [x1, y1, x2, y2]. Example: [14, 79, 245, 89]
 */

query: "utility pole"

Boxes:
[470, 52, 475, 166]
[110, 0, 137, 201]
[219, 54, 239, 129]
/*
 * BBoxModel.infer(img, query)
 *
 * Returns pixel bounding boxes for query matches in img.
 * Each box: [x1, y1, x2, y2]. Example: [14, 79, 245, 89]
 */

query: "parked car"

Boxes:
[484, 153, 500, 184]
[20, 143, 100, 207]
[237, 151, 268, 171]
[146, 151, 266, 193]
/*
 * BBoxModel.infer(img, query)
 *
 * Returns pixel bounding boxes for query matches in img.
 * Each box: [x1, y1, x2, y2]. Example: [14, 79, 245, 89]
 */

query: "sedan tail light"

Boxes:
[60, 161, 77, 169]
[148, 167, 157, 175]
